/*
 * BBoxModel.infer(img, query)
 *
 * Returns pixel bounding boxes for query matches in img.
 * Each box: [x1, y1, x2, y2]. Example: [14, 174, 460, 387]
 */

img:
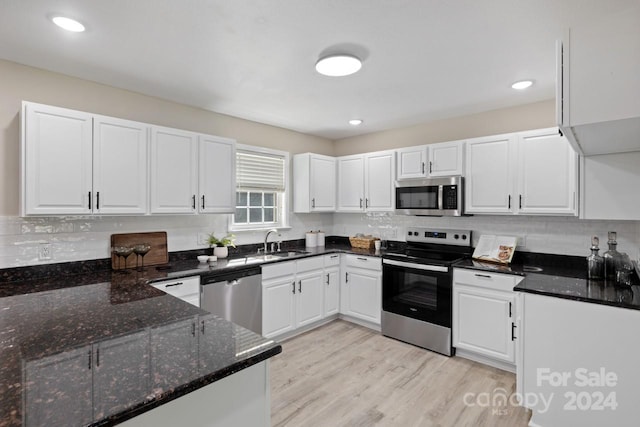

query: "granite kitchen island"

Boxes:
[0, 274, 281, 426]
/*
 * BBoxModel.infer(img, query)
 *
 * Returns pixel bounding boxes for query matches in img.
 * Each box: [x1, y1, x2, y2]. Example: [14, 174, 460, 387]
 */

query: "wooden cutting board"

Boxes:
[110, 231, 168, 270]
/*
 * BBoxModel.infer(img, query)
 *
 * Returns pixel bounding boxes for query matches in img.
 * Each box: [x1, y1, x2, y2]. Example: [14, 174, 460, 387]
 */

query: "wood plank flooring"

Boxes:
[271, 320, 531, 427]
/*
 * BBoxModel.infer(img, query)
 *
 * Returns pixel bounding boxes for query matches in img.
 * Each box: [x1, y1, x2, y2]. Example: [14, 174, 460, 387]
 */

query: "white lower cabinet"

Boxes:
[340, 255, 382, 326]
[324, 254, 341, 317]
[452, 268, 522, 371]
[295, 269, 324, 328]
[151, 276, 200, 307]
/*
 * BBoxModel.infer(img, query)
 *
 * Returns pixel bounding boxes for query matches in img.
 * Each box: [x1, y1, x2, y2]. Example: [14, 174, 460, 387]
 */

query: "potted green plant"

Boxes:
[207, 233, 236, 258]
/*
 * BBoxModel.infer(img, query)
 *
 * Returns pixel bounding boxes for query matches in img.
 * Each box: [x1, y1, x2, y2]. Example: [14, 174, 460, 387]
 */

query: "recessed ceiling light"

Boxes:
[511, 80, 533, 90]
[316, 55, 362, 77]
[349, 119, 363, 126]
[51, 16, 85, 32]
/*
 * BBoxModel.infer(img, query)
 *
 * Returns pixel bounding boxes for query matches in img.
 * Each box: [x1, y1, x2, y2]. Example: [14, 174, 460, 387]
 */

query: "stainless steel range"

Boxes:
[382, 227, 472, 356]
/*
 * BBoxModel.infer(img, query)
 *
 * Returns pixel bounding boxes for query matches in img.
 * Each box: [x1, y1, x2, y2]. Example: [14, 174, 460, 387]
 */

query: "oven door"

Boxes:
[382, 259, 452, 328]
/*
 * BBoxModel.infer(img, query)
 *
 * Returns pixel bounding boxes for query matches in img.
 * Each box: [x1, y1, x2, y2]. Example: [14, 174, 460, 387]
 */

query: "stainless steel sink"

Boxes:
[243, 250, 310, 263]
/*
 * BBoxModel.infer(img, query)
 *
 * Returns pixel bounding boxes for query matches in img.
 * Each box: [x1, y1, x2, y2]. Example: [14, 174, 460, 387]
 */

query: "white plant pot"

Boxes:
[213, 246, 229, 259]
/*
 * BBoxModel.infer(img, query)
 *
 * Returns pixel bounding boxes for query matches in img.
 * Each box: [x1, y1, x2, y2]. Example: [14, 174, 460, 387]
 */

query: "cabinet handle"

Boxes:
[511, 323, 517, 341]
[201, 195, 205, 210]
[359, 198, 363, 208]
[509, 301, 512, 317]
[201, 320, 205, 334]
[474, 274, 492, 279]
[96, 192, 100, 210]
[88, 191, 92, 210]
[96, 348, 100, 367]
[508, 195, 511, 209]
[365, 198, 369, 208]
[192, 322, 196, 337]
[330, 255, 339, 259]
[192, 195, 196, 210]
[357, 257, 368, 261]
[298, 280, 302, 293]
[165, 282, 183, 288]
[312, 198, 315, 208]
[519, 194, 522, 210]
[345, 272, 349, 283]
[292, 281, 296, 294]
[429, 161, 433, 174]
[88, 350, 92, 370]
[326, 273, 330, 285]
[421, 162, 425, 174]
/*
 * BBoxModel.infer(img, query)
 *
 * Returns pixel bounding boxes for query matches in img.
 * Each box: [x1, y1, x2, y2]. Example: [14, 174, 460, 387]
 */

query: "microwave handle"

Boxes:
[437, 185, 443, 210]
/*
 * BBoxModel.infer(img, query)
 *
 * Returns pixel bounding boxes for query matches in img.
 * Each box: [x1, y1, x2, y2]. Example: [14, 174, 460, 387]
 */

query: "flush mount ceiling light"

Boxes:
[51, 16, 86, 32]
[315, 54, 362, 77]
[349, 119, 363, 126]
[511, 80, 533, 90]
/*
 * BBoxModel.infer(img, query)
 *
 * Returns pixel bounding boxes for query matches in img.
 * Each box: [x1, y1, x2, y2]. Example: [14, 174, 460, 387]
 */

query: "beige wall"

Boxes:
[332, 100, 555, 156]
[0, 59, 333, 216]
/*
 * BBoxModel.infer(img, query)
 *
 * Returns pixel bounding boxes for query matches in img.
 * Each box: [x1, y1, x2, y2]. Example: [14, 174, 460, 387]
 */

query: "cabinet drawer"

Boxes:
[324, 253, 341, 267]
[262, 260, 296, 280]
[296, 256, 324, 273]
[453, 268, 521, 292]
[152, 276, 200, 297]
[343, 254, 381, 271]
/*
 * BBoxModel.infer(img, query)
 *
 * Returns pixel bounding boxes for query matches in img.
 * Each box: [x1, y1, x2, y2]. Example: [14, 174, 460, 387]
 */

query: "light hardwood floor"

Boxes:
[271, 320, 531, 427]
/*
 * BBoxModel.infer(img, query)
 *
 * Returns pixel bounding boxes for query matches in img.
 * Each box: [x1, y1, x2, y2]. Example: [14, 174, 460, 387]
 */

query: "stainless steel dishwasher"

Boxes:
[201, 266, 262, 334]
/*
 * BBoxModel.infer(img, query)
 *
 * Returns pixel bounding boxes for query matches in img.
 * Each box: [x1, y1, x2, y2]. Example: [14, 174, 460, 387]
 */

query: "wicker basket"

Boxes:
[349, 236, 378, 250]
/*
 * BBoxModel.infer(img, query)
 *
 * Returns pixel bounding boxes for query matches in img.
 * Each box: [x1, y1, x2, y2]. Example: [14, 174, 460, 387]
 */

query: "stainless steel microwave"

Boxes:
[395, 176, 464, 216]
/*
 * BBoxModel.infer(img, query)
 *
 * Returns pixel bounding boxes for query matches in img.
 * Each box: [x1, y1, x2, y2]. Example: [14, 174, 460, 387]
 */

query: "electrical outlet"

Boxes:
[197, 232, 209, 246]
[39, 243, 52, 260]
[516, 235, 527, 249]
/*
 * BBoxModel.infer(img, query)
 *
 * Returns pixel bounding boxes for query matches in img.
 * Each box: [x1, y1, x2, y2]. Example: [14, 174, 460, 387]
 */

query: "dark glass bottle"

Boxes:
[603, 231, 622, 280]
[586, 236, 604, 280]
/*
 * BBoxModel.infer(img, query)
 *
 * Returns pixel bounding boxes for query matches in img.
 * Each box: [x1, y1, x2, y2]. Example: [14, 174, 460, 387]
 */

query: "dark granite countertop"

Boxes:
[454, 251, 640, 311]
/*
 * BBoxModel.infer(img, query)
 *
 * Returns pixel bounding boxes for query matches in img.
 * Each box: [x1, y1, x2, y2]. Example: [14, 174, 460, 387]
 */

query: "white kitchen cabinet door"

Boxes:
[517, 128, 577, 215]
[199, 135, 236, 213]
[293, 153, 336, 212]
[396, 146, 427, 180]
[365, 151, 395, 211]
[324, 267, 340, 317]
[150, 126, 198, 214]
[21, 102, 93, 215]
[337, 155, 365, 212]
[262, 277, 296, 338]
[23, 345, 93, 427]
[150, 317, 198, 390]
[428, 140, 464, 177]
[295, 270, 324, 328]
[342, 267, 381, 325]
[465, 134, 516, 214]
[93, 331, 149, 420]
[453, 285, 515, 364]
[93, 116, 149, 215]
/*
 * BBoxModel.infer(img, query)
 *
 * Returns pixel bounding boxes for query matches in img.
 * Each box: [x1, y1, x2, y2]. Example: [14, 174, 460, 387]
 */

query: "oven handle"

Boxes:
[383, 258, 449, 273]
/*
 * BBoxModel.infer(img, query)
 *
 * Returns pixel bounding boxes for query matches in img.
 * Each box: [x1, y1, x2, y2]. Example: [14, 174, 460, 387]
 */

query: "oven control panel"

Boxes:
[406, 227, 471, 246]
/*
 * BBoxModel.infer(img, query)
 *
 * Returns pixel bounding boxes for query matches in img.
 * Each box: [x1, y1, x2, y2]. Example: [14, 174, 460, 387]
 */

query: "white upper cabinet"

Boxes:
[293, 153, 336, 213]
[517, 128, 577, 215]
[337, 155, 365, 212]
[466, 128, 578, 216]
[337, 151, 395, 212]
[428, 140, 464, 177]
[465, 133, 516, 214]
[198, 135, 236, 213]
[93, 116, 148, 215]
[396, 146, 427, 180]
[365, 150, 395, 211]
[396, 140, 464, 180]
[150, 126, 198, 214]
[557, 4, 640, 155]
[21, 102, 93, 215]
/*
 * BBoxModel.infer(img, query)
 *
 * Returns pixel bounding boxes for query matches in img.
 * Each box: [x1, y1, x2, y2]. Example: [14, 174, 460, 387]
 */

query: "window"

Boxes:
[232, 145, 289, 230]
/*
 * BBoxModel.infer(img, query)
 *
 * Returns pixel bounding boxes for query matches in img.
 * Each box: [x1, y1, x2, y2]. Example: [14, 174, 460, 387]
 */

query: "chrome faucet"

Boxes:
[263, 228, 280, 254]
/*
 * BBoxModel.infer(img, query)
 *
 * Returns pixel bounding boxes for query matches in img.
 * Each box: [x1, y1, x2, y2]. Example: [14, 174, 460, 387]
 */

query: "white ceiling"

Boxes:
[0, 0, 629, 140]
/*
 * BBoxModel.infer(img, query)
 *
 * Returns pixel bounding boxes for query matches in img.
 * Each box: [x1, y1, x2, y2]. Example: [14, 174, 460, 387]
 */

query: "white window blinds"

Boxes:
[236, 150, 286, 191]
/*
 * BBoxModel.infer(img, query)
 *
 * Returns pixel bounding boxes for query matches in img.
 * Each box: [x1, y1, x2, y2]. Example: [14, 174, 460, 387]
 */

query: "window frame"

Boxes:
[229, 144, 290, 232]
